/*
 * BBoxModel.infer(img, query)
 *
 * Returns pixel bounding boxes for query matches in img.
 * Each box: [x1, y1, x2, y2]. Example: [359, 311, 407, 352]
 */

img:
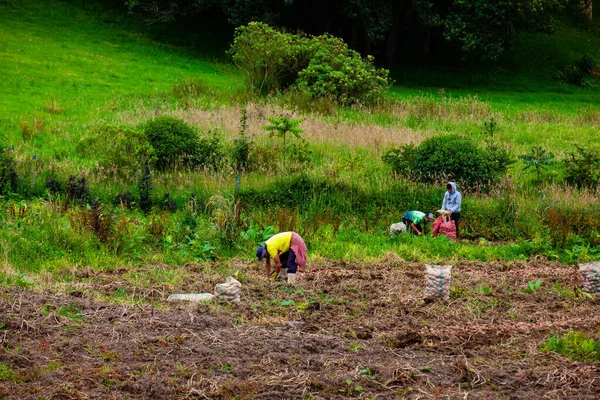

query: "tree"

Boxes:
[263, 115, 303, 169]
[518, 146, 555, 185]
[126, 0, 575, 63]
[584, 0, 592, 21]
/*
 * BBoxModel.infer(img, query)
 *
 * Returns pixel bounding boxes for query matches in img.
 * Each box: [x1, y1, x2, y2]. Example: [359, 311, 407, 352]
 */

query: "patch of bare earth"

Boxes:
[1, 259, 599, 399]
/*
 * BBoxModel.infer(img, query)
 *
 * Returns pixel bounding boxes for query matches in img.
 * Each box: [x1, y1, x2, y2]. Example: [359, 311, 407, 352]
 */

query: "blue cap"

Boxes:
[256, 244, 266, 261]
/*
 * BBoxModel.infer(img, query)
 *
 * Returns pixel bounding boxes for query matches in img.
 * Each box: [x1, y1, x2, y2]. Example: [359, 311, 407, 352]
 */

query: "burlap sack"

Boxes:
[216, 294, 241, 303]
[214, 276, 242, 300]
[424, 264, 452, 301]
[167, 293, 214, 302]
[579, 263, 599, 293]
[390, 222, 407, 235]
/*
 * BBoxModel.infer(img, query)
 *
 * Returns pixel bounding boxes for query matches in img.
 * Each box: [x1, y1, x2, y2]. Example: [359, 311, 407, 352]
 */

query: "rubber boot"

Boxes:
[287, 273, 296, 284]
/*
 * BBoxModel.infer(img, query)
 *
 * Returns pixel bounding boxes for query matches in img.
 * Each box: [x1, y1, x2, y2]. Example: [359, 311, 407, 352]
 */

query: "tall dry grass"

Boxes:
[120, 102, 431, 149]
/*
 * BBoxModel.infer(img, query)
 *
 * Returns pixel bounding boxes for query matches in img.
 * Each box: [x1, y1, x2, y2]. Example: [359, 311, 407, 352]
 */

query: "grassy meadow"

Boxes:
[1, 0, 600, 291]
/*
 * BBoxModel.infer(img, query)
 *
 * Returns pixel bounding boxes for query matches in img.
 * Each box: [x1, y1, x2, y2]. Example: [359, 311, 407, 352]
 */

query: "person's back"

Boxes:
[264, 232, 293, 259]
[402, 211, 433, 236]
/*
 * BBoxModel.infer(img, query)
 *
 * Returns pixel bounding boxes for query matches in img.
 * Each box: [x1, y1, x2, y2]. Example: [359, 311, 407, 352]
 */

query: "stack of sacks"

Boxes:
[424, 264, 452, 302]
[579, 263, 599, 293]
[214, 276, 242, 303]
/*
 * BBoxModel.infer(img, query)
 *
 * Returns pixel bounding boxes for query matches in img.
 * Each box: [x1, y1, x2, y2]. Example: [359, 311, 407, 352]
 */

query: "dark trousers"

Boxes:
[278, 249, 297, 273]
[402, 218, 422, 235]
[450, 212, 461, 238]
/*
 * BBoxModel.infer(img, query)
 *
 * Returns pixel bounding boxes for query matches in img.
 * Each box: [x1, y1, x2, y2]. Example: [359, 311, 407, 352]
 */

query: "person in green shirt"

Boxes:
[402, 211, 434, 236]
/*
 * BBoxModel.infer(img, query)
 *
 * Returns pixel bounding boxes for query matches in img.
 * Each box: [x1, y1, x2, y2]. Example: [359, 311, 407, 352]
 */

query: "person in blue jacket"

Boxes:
[441, 181, 462, 238]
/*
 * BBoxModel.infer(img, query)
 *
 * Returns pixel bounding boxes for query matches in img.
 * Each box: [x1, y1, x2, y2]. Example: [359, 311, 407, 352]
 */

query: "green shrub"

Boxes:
[564, 143, 600, 188]
[557, 54, 596, 86]
[229, 22, 311, 94]
[141, 116, 198, 170]
[229, 22, 390, 105]
[386, 135, 511, 186]
[77, 124, 156, 175]
[195, 130, 225, 171]
[578, 54, 596, 75]
[0, 147, 18, 196]
[557, 64, 585, 86]
[296, 35, 390, 106]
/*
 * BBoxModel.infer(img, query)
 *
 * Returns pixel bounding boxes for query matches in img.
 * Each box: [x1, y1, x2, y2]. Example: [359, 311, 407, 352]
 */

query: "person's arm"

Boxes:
[411, 222, 422, 236]
[442, 193, 448, 211]
[273, 250, 282, 274]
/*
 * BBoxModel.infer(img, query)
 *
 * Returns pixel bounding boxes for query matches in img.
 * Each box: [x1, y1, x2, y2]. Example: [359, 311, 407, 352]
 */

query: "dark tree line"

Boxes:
[125, 0, 592, 64]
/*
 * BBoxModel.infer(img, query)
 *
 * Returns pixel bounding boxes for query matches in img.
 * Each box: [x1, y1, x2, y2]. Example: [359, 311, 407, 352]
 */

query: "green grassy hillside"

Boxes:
[0, 0, 241, 157]
[0, 0, 599, 275]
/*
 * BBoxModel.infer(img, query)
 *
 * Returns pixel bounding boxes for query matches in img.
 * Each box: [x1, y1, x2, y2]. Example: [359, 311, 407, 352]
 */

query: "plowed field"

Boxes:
[1, 258, 599, 399]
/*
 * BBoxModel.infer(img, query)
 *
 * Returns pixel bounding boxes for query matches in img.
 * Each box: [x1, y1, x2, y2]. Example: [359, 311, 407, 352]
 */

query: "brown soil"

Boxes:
[1, 258, 599, 399]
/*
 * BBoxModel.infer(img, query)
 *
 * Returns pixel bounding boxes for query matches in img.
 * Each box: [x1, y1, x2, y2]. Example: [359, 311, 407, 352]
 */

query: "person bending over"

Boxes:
[256, 231, 307, 284]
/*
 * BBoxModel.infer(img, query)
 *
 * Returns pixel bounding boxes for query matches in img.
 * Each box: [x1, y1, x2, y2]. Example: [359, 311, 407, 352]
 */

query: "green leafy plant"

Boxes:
[552, 281, 575, 299]
[220, 363, 233, 372]
[541, 331, 600, 361]
[518, 146, 555, 185]
[359, 368, 375, 380]
[339, 378, 363, 395]
[241, 222, 275, 243]
[476, 286, 492, 295]
[520, 279, 542, 293]
[263, 115, 304, 169]
[56, 303, 86, 321]
[349, 342, 362, 352]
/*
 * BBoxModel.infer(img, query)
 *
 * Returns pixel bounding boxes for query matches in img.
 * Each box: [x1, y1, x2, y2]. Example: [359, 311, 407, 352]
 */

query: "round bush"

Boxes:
[296, 35, 390, 106]
[413, 134, 507, 185]
[141, 116, 198, 170]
